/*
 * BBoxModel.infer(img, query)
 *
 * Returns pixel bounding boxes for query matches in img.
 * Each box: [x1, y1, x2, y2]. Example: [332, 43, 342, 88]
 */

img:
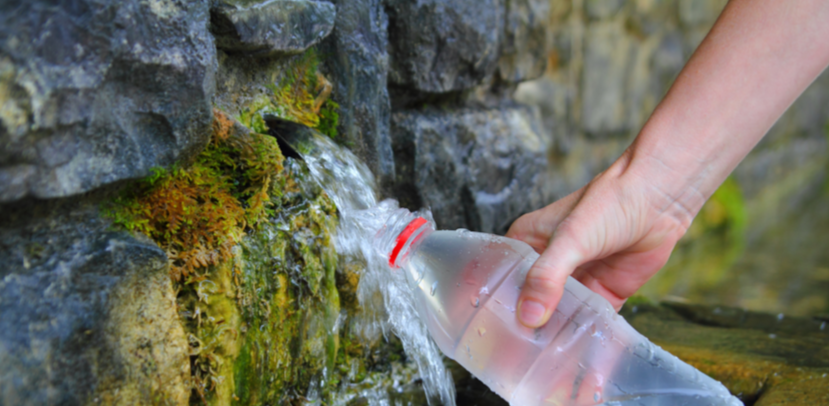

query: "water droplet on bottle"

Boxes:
[478, 327, 487, 337]
[470, 296, 480, 307]
[430, 281, 438, 296]
[479, 286, 489, 295]
[594, 392, 601, 402]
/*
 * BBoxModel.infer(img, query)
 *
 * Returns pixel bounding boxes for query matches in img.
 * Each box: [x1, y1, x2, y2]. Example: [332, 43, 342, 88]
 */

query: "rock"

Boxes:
[497, 0, 551, 84]
[320, 0, 396, 193]
[0, 0, 216, 203]
[386, 0, 504, 93]
[0, 197, 190, 406]
[622, 301, 829, 405]
[581, 20, 634, 137]
[391, 104, 550, 235]
[584, 0, 624, 20]
[211, 0, 336, 56]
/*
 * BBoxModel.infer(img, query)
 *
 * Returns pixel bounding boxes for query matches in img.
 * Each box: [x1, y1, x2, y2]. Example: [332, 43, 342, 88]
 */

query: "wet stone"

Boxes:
[0, 0, 216, 202]
[621, 301, 829, 405]
[319, 0, 396, 192]
[211, 0, 336, 56]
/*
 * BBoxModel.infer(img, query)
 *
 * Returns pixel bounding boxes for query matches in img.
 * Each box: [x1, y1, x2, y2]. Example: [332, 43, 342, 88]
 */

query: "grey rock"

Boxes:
[581, 20, 634, 137]
[584, 0, 624, 20]
[391, 104, 550, 235]
[0, 198, 190, 406]
[386, 0, 504, 93]
[211, 0, 336, 56]
[0, 0, 216, 203]
[320, 0, 396, 193]
[497, 0, 551, 84]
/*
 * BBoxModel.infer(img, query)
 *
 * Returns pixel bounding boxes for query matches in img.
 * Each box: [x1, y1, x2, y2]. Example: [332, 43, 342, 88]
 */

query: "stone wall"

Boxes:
[2, 0, 829, 405]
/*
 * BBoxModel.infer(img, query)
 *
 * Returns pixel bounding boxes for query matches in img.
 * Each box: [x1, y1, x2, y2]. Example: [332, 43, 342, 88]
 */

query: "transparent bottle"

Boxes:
[375, 210, 743, 406]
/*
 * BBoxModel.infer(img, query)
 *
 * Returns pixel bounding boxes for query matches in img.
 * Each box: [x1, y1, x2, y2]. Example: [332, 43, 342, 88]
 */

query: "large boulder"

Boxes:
[391, 104, 551, 235]
[0, 198, 190, 406]
[0, 0, 216, 203]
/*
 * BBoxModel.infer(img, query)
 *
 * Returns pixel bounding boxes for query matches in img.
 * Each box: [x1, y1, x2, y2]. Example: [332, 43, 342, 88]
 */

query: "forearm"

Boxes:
[625, 0, 829, 227]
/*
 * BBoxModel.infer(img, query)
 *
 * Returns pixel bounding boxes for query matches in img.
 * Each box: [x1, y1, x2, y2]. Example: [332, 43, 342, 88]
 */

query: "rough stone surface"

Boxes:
[0, 197, 190, 406]
[497, 0, 551, 84]
[320, 0, 396, 193]
[0, 0, 217, 203]
[386, 0, 504, 93]
[211, 0, 336, 56]
[391, 104, 550, 235]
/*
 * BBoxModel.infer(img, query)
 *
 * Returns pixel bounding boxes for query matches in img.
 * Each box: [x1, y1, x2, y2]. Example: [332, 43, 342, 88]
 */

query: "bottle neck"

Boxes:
[373, 208, 436, 268]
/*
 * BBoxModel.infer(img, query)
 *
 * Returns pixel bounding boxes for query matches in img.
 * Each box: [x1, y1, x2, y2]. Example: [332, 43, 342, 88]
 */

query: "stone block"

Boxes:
[391, 104, 550, 235]
[584, 0, 624, 20]
[498, 0, 551, 84]
[581, 20, 634, 137]
[0, 0, 216, 203]
[320, 0, 396, 193]
[211, 0, 336, 56]
[386, 0, 504, 93]
[0, 199, 190, 405]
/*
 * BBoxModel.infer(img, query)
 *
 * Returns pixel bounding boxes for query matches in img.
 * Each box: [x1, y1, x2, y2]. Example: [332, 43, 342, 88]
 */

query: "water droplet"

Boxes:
[768, 333, 776, 339]
[430, 281, 438, 296]
[594, 392, 601, 402]
[478, 327, 487, 337]
[479, 286, 490, 295]
[777, 313, 784, 321]
[470, 296, 480, 307]
[820, 321, 826, 331]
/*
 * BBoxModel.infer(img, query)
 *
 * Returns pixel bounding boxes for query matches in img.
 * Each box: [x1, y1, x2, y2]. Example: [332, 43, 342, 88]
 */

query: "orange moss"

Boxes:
[107, 109, 284, 282]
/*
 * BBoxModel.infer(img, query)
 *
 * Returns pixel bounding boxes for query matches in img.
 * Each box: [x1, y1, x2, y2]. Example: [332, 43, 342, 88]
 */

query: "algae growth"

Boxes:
[105, 108, 418, 405]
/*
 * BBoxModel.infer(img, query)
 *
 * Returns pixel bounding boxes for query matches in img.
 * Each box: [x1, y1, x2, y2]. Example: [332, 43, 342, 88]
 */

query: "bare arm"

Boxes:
[509, 0, 829, 327]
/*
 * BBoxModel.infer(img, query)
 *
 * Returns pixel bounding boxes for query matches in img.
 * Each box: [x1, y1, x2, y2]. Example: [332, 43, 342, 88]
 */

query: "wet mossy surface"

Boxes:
[621, 301, 829, 405]
[230, 49, 341, 141]
[104, 110, 420, 405]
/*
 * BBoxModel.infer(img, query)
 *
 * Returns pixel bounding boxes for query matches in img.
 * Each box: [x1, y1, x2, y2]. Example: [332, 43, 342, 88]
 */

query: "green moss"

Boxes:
[105, 110, 283, 282]
[105, 109, 408, 405]
[235, 49, 340, 140]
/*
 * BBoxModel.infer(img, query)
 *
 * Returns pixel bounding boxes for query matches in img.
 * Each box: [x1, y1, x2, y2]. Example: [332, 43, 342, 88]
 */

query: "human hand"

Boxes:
[506, 151, 694, 328]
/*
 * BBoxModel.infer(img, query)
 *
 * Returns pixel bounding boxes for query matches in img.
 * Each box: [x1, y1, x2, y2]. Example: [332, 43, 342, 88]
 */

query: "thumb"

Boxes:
[517, 226, 587, 328]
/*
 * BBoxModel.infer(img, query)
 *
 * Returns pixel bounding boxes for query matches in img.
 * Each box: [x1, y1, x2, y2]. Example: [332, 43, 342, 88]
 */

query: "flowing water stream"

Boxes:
[293, 129, 456, 405]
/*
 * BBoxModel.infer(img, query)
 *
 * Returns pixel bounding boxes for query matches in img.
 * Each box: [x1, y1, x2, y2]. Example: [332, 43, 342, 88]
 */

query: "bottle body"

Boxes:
[389, 224, 742, 406]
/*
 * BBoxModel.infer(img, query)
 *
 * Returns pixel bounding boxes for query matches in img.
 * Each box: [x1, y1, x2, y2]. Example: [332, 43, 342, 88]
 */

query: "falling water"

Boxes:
[294, 129, 456, 405]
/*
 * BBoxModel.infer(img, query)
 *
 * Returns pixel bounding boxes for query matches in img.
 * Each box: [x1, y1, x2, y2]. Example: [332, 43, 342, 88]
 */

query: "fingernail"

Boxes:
[519, 299, 546, 326]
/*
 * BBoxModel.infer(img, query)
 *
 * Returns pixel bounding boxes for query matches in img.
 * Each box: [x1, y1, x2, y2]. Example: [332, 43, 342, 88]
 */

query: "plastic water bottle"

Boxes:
[374, 210, 743, 406]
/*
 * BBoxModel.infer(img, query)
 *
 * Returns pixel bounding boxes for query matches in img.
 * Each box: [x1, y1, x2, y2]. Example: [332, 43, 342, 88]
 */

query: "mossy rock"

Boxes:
[621, 301, 829, 405]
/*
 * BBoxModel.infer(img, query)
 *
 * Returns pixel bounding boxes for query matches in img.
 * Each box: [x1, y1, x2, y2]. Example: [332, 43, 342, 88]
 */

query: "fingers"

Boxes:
[517, 228, 586, 328]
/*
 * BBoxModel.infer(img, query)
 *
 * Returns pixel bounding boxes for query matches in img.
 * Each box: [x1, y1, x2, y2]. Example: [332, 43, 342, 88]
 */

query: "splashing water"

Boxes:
[295, 130, 456, 405]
